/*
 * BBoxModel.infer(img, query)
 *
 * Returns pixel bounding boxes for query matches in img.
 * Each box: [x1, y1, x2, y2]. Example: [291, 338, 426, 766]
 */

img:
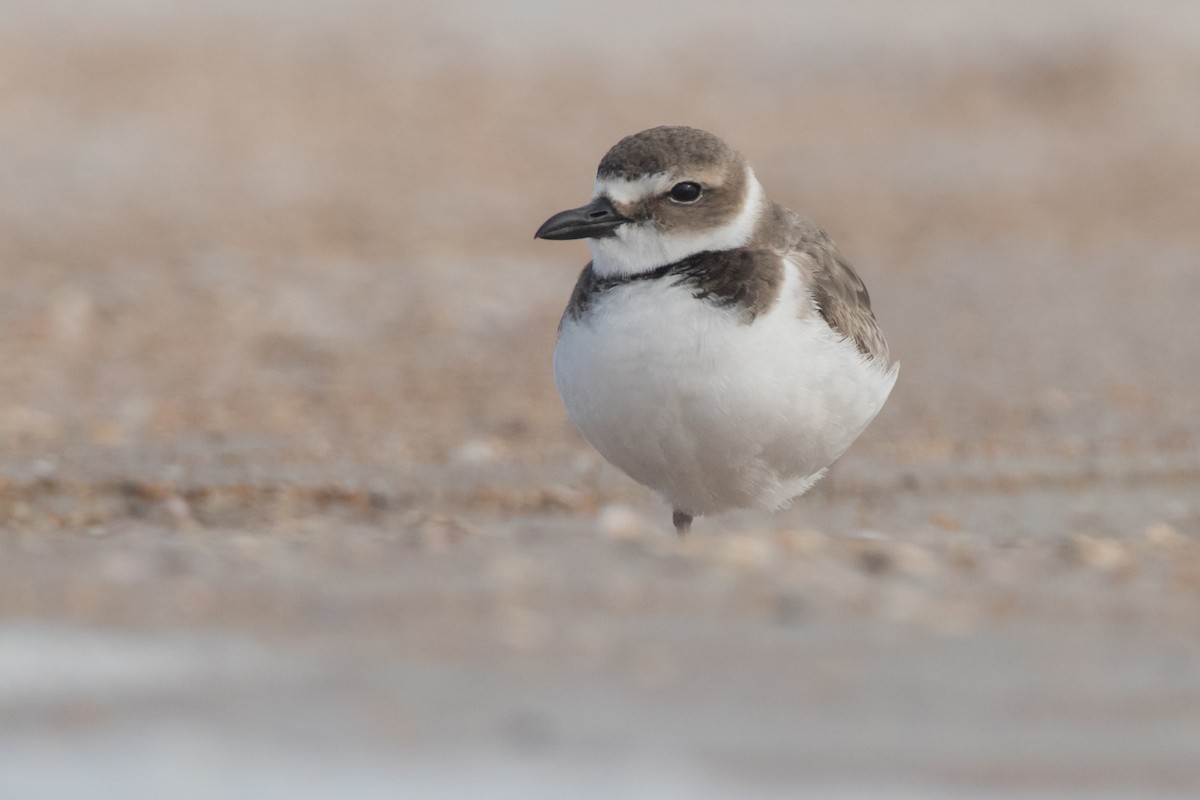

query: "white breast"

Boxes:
[553, 256, 898, 516]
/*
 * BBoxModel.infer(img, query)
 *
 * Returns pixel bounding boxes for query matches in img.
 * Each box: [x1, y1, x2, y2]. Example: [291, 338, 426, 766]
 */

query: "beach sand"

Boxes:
[1, 2, 1199, 796]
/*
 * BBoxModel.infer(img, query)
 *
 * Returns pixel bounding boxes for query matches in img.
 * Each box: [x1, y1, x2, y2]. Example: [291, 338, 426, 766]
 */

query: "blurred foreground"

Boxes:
[2, 1, 1200, 797]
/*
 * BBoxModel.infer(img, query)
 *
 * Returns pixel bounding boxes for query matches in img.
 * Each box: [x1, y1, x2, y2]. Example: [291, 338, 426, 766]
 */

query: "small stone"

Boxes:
[451, 438, 505, 464]
[715, 534, 775, 570]
[418, 515, 475, 552]
[496, 606, 548, 652]
[929, 511, 962, 531]
[776, 529, 828, 555]
[597, 503, 646, 541]
[947, 543, 979, 572]
[772, 592, 806, 625]
[541, 484, 587, 511]
[857, 547, 892, 575]
[1070, 534, 1128, 571]
[570, 452, 601, 474]
[847, 529, 888, 542]
[89, 422, 125, 445]
[32, 457, 58, 479]
[895, 542, 938, 577]
[1143, 522, 1184, 550]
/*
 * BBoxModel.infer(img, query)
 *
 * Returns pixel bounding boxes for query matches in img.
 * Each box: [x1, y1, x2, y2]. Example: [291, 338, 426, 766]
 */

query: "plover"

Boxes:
[536, 126, 898, 535]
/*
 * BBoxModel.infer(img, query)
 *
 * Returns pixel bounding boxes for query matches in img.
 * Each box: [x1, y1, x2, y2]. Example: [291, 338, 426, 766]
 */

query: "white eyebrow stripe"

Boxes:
[593, 173, 675, 205]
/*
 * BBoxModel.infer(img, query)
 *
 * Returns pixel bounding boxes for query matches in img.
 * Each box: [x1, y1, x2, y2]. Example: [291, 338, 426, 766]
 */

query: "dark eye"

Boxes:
[668, 182, 702, 203]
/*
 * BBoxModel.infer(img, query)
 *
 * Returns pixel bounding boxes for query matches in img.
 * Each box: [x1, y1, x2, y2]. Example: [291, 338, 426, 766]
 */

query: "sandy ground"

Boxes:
[2, 1, 1200, 797]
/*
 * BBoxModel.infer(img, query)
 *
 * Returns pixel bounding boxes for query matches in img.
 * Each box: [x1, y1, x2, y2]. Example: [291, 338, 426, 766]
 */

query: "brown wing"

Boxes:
[777, 209, 890, 363]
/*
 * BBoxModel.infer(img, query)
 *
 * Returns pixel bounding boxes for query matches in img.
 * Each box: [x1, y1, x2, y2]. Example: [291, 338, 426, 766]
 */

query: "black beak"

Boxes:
[534, 196, 630, 240]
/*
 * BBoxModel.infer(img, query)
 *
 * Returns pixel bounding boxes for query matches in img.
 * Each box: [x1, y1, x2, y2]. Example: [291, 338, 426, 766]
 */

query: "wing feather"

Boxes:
[778, 210, 890, 363]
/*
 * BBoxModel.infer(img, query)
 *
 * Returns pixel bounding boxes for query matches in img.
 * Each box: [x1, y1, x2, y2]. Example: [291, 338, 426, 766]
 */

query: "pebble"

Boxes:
[1070, 534, 1129, 571]
[894, 542, 939, 577]
[451, 438, 505, 464]
[1143, 522, 1184, 550]
[776, 529, 828, 555]
[730, 534, 779, 569]
[596, 503, 646, 541]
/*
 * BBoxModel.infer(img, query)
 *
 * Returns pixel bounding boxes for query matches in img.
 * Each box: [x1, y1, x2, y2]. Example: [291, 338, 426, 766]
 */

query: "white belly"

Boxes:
[553, 261, 898, 516]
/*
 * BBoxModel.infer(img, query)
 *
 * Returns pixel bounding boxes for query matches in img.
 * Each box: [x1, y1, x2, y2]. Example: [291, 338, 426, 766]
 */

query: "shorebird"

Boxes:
[537, 126, 897, 535]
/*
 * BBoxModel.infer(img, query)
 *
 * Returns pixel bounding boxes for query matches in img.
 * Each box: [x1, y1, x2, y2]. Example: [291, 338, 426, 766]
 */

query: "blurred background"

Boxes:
[2, 1, 1199, 797]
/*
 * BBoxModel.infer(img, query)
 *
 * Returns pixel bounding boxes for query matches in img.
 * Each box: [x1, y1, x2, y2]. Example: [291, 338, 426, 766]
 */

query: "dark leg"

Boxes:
[672, 509, 693, 537]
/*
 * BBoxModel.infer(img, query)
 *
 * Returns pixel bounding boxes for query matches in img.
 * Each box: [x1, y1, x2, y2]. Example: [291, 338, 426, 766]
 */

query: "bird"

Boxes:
[535, 126, 898, 536]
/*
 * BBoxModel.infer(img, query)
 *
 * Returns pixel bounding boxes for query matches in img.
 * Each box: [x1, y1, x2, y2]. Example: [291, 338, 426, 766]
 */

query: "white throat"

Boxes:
[588, 169, 765, 278]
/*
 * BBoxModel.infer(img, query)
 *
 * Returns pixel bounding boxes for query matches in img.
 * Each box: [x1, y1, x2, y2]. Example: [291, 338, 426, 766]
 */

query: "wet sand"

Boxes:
[2, 1, 1199, 796]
